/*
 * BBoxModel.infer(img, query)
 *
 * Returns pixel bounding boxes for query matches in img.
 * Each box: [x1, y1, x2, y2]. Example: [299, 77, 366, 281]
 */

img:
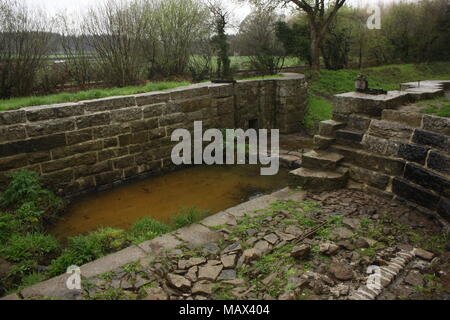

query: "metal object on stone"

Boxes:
[355, 74, 387, 95]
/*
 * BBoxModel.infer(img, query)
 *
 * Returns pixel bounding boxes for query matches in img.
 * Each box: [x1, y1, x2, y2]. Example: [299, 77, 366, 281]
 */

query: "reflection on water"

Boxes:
[50, 165, 289, 240]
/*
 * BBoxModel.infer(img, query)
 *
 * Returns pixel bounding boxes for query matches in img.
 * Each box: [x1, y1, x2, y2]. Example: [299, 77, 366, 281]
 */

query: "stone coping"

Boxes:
[0, 187, 305, 300]
[0, 73, 305, 115]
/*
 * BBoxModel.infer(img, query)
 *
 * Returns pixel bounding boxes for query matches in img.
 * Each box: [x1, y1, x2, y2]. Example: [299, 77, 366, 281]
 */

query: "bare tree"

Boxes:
[238, 5, 286, 74]
[57, 13, 96, 89]
[153, 0, 210, 76]
[0, 0, 53, 98]
[84, 0, 149, 87]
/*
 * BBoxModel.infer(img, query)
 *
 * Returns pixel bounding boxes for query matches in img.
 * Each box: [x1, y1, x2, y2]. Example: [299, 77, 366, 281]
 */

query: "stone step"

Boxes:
[313, 135, 335, 150]
[302, 150, 344, 170]
[346, 113, 373, 131]
[381, 109, 423, 128]
[318, 120, 346, 137]
[335, 129, 364, 149]
[289, 167, 349, 192]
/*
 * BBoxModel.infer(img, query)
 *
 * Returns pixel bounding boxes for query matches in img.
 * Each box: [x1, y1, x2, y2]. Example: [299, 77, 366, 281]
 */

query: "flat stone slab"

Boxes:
[138, 233, 182, 254]
[225, 194, 276, 218]
[81, 245, 147, 278]
[21, 273, 82, 300]
[271, 187, 306, 202]
[175, 223, 223, 246]
[0, 294, 20, 300]
[200, 211, 236, 228]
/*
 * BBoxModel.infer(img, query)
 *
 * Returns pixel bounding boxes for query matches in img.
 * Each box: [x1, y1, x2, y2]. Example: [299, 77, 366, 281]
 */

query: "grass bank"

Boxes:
[0, 74, 288, 112]
[304, 61, 450, 130]
[0, 81, 191, 112]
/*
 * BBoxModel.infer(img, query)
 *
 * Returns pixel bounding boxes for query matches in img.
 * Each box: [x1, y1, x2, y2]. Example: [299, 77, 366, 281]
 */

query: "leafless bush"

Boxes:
[151, 0, 210, 76]
[0, 0, 53, 98]
[57, 13, 98, 89]
[84, 0, 149, 87]
[238, 6, 286, 75]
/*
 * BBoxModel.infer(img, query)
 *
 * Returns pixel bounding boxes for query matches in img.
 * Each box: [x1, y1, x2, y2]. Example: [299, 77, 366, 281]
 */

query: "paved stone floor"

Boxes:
[71, 187, 450, 300]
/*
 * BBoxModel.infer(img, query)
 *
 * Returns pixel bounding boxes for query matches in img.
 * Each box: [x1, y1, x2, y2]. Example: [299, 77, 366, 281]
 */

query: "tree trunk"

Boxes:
[310, 27, 321, 72]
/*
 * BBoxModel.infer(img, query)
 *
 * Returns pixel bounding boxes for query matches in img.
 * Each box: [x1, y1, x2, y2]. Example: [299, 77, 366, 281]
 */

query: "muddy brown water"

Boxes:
[50, 165, 289, 240]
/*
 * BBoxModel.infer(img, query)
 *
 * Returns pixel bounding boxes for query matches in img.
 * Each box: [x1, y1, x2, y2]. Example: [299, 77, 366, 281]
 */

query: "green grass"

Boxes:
[304, 95, 333, 129]
[418, 96, 450, 118]
[304, 61, 450, 128]
[0, 81, 190, 111]
[309, 62, 450, 96]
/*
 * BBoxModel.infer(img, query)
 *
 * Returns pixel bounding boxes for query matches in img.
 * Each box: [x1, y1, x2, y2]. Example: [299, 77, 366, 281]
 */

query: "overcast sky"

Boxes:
[24, 0, 400, 22]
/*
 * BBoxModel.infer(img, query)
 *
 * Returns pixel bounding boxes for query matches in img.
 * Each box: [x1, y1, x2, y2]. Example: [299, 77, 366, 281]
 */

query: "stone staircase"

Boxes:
[289, 120, 349, 192]
[288, 80, 450, 224]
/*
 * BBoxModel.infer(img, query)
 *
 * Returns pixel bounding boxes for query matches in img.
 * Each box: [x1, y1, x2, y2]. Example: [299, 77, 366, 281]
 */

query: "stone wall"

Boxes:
[0, 74, 308, 197]
[326, 80, 450, 223]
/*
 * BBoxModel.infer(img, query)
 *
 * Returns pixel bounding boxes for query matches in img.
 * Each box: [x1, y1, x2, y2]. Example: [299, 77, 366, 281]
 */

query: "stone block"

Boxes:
[130, 118, 159, 133]
[427, 151, 450, 176]
[0, 154, 28, 171]
[134, 92, 169, 106]
[26, 119, 75, 137]
[25, 103, 83, 122]
[348, 165, 390, 190]
[398, 143, 429, 165]
[368, 120, 414, 140]
[437, 197, 450, 222]
[52, 141, 102, 159]
[381, 109, 423, 127]
[347, 114, 372, 131]
[76, 112, 111, 129]
[0, 125, 27, 143]
[0, 134, 67, 157]
[175, 223, 223, 246]
[42, 153, 97, 173]
[83, 96, 136, 113]
[318, 120, 346, 137]
[0, 109, 26, 125]
[404, 163, 450, 198]
[113, 155, 135, 169]
[138, 233, 182, 254]
[412, 129, 449, 150]
[111, 107, 143, 123]
[81, 246, 147, 278]
[66, 129, 93, 145]
[142, 103, 166, 118]
[422, 114, 450, 136]
[21, 273, 82, 300]
[392, 178, 440, 210]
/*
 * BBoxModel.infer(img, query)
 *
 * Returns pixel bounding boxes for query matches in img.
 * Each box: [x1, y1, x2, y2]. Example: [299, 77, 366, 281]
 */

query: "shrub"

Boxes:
[0, 170, 42, 208]
[128, 217, 171, 245]
[0, 170, 65, 218]
[48, 227, 128, 276]
[15, 202, 44, 232]
[1, 233, 59, 263]
[0, 213, 17, 243]
[171, 206, 208, 229]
